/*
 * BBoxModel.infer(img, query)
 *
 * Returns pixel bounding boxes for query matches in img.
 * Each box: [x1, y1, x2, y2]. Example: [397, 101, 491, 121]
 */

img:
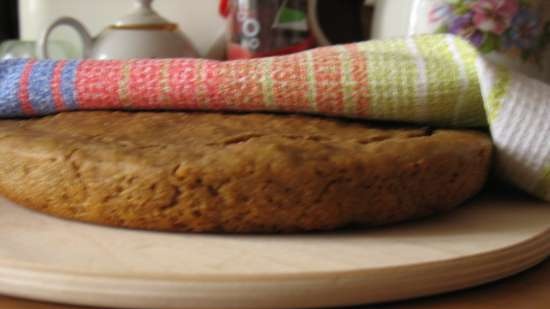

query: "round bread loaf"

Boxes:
[0, 111, 492, 233]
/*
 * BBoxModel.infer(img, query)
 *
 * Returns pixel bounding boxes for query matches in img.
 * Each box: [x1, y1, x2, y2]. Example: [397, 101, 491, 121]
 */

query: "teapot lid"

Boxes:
[113, 0, 175, 27]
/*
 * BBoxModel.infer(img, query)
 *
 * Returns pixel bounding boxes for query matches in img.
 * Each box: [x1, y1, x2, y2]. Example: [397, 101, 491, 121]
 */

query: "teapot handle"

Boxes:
[37, 17, 94, 59]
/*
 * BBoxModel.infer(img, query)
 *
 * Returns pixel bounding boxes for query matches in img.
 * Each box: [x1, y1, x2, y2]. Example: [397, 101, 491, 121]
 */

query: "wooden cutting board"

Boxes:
[0, 192, 548, 309]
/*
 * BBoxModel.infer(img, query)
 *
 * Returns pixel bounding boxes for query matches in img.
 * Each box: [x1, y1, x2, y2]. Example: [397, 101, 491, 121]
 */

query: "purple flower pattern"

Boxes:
[506, 8, 541, 49]
[430, 0, 550, 64]
[449, 12, 485, 46]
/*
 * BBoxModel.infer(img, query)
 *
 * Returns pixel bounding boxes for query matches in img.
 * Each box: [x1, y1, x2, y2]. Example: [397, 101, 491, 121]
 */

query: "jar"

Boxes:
[220, 0, 315, 59]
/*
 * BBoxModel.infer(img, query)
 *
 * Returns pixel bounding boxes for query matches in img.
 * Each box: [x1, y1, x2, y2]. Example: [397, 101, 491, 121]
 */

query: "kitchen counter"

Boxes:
[1, 258, 548, 309]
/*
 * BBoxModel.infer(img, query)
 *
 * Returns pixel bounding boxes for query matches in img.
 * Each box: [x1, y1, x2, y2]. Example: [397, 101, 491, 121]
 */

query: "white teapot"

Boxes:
[37, 0, 199, 59]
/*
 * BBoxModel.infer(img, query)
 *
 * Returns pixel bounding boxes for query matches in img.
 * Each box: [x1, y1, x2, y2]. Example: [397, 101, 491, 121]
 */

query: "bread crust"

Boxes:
[0, 112, 492, 233]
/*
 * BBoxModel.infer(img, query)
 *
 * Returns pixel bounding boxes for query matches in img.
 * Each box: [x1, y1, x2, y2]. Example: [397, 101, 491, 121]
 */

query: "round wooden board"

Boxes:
[0, 192, 548, 309]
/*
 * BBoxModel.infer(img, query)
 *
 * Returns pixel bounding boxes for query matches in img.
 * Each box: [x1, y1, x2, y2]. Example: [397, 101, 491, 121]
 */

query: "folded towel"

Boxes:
[0, 34, 548, 201]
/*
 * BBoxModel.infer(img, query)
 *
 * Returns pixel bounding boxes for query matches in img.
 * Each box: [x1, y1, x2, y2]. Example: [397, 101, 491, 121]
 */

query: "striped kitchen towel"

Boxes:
[0, 34, 548, 201]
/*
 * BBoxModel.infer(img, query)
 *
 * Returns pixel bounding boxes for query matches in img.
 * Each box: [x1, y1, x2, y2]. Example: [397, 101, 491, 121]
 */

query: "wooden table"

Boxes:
[1, 258, 548, 309]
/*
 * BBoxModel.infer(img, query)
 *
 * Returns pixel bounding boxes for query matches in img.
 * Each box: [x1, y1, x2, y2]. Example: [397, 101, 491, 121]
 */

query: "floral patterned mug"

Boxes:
[410, 0, 550, 83]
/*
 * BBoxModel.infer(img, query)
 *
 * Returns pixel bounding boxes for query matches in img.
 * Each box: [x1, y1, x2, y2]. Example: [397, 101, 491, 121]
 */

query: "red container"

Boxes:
[220, 0, 315, 59]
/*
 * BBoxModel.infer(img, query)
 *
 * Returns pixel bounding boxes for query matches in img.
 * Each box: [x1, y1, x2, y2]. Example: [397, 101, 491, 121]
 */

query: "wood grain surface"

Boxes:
[0, 258, 548, 309]
[0, 191, 548, 309]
